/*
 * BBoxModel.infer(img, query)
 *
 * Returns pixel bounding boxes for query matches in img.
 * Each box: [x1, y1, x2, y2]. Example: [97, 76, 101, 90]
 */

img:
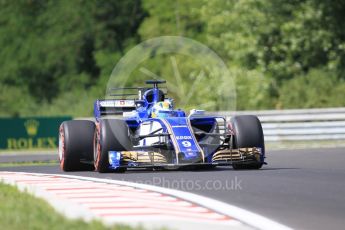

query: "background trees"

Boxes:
[1, 0, 344, 116]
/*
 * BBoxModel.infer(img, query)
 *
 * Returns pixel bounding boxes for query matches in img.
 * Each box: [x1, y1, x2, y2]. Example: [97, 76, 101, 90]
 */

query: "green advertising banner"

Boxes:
[0, 117, 72, 150]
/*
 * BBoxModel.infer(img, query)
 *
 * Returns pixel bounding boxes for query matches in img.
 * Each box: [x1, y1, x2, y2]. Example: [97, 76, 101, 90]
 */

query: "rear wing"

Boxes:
[94, 99, 137, 120]
[94, 80, 168, 120]
[107, 87, 168, 100]
[107, 80, 168, 100]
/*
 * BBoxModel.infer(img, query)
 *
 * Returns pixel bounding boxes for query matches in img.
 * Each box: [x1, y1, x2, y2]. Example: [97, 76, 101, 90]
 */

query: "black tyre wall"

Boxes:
[230, 115, 265, 153]
[94, 119, 132, 173]
[59, 120, 95, 171]
[230, 115, 265, 170]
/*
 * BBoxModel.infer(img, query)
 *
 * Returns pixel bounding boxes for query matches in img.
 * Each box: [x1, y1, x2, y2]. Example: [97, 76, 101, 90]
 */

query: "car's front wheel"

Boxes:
[59, 120, 95, 171]
[94, 119, 132, 173]
[230, 115, 265, 170]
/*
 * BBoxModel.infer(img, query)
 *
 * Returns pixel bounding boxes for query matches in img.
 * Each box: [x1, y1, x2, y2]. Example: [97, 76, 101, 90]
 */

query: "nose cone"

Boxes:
[178, 151, 203, 163]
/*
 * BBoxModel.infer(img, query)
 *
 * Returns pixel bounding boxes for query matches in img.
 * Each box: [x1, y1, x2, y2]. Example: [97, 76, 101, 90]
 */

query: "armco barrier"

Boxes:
[78, 107, 345, 143]
[211, 107, 345, 142]
[2, 108, 342, 151]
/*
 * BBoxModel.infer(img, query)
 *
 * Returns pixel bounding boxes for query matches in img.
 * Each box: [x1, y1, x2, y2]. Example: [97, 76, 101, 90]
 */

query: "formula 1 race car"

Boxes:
[58, 80, 266, 172]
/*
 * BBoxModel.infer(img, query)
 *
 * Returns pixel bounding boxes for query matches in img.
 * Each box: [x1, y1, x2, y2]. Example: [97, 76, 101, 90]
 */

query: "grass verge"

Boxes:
[0, 182, 141, 230]
[0, 149, 56, 155]
[266, 140, 345, 150]
[0, 160, 59, 168]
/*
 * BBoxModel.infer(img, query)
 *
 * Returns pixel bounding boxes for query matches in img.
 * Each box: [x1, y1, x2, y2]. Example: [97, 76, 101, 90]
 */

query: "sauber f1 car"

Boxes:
[58, 80, 266, 172]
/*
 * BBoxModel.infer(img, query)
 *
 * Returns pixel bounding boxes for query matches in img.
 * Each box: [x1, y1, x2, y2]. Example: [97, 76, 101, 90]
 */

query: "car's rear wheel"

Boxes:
[59, 120, 95, 171]
[94, 119, 132, 173]
[230, 115, 264, 170]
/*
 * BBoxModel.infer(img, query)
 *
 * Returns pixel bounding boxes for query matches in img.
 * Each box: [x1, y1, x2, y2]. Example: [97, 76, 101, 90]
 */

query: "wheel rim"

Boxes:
[93, 125, 101, 170]
[58, 126, 65, 169]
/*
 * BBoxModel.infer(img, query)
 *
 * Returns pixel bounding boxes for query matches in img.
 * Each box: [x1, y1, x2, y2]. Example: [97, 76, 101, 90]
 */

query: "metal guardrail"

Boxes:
[212, 107, 345, 142]
[79, 107, 345, 142]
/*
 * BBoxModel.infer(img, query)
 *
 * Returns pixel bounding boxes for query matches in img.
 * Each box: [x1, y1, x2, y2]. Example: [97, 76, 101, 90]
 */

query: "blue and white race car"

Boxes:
[58, 80, 266, 173]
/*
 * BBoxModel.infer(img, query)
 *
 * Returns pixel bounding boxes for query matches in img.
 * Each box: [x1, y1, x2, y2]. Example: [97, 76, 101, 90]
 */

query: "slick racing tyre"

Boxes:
[230, 115, 265, 170]
[59, 120, 95, 171]
[94, 119, 132, 173]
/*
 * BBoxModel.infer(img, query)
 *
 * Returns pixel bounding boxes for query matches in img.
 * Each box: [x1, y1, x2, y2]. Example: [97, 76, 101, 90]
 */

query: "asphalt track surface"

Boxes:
[1, 147, 345, 230]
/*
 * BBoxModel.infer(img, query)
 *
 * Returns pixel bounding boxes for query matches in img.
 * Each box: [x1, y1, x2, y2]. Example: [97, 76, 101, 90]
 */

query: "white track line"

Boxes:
[0, 171, 293, 230]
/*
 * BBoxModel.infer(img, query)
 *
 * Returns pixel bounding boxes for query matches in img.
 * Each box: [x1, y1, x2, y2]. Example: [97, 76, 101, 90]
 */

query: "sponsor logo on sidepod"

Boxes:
[176, 136, 193, 140]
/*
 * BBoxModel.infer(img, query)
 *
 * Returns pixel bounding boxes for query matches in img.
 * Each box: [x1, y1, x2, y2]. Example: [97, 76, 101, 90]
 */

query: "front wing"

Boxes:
[108, 147, 263, 170]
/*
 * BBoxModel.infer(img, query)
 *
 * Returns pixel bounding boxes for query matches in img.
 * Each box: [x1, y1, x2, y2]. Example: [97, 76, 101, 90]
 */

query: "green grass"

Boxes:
[0, 149, 56, 155]
[0, 160, 59, 168]
[0, 182, 141, 230]
[266, 140, 345, 150]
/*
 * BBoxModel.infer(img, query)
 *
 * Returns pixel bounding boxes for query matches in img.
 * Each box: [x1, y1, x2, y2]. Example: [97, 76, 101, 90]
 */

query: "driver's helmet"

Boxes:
[151, 100, 175, 118]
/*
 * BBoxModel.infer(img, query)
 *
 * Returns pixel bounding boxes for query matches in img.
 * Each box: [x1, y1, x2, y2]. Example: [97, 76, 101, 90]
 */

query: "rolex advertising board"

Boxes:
[0, 117, 71, 150]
